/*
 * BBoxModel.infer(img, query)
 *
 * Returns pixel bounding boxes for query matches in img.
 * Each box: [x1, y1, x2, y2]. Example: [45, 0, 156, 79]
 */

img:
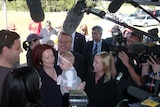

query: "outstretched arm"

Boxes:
[118, 51, 142, 86]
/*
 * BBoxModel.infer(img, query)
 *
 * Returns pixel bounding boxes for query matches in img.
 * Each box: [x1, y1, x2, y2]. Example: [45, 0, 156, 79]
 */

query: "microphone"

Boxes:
[128, 86, 160, 107]
[26, 0, 45, 22]
[128, 43, 146, 55]
[63, 0, 86, 35]
[85, 7, 106, 18]
[127, 86, 152, 101]
[108, 0, 126, 13]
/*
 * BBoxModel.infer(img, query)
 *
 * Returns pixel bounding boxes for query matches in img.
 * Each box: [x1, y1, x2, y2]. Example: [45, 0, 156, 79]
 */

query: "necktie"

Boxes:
[93, 43, 97, 56]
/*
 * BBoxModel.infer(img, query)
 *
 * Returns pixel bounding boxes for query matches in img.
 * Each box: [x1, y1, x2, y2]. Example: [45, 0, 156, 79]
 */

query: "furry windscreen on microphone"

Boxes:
[63, 8, 84, 35]
[128, 42, 146, 55]
[26, 0, 45, 22]
[108, 0, 126, 13]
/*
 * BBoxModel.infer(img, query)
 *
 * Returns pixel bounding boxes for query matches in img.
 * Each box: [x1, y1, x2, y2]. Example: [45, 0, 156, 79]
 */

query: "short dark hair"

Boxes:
[58, 31, 72, 41]
[130, 32, 143, 42]
[92, 26, 103, 35]
[0, 30, 20, 53]
[58, 31, 72, 37]
[32, 44, 56, 69]
[46, 20, 51, 25]
[1, 67, 42, 107]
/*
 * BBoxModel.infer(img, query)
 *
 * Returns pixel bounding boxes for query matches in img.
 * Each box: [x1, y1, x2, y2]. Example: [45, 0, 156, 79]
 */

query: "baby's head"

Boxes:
[59, 51, 75, 71]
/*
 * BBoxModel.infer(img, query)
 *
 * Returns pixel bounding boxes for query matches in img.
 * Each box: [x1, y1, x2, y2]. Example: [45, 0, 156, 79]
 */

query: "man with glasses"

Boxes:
[0, 30, 23, 103]
[54, 31, 86, 107]
[40, 20, 57, 44]
[55, 31, 86, 82]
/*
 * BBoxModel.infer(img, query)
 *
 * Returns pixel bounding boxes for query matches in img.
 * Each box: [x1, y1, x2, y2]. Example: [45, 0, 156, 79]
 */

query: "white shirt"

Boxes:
[71, 31, 76, 51]
[92, 40, 102, 54]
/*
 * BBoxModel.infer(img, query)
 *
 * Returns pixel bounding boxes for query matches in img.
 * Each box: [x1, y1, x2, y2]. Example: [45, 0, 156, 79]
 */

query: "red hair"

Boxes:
[32, 44, 56, 69]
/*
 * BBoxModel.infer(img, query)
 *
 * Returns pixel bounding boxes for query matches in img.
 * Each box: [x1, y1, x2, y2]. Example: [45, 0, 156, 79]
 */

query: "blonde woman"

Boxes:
[79, 24, 92, 42]
[85, 51, 119, 107]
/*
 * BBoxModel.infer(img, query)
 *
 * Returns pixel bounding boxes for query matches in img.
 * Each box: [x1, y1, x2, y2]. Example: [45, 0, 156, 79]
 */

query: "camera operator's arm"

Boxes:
[110, 52, 117, 78]
[141, 62, 150, 77]
[118, 51, 142, 86]
[147, 56, 160, 73]
[147, 56, 160, 80]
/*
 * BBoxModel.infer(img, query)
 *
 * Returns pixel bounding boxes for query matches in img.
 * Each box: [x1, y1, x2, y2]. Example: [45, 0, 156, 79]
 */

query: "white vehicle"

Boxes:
[132, 15, 160, 27]
[122, 13, 138, 25]
[99, 14, 117, 39]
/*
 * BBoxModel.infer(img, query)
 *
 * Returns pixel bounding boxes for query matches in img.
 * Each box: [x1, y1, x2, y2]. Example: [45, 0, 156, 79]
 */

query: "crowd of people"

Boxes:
[0, 20, 160, 107]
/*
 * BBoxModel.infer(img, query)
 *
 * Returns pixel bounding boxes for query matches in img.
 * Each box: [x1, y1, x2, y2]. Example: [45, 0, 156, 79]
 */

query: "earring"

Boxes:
[39, 62, 42, 65]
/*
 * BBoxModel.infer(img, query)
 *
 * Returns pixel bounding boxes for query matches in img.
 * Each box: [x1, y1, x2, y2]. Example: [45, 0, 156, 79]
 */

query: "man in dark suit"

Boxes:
[83, 25, 112, 72]
[54, 31, 86, 107]
[71, 31, 86, 55]
[55, 31, 86, 82]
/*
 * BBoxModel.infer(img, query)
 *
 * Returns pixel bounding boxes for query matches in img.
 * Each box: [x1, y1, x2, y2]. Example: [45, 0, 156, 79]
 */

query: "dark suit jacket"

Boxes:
[83, 39, 112, 72]
[73, 32, 86, 55]
[54, 51, 86, 81]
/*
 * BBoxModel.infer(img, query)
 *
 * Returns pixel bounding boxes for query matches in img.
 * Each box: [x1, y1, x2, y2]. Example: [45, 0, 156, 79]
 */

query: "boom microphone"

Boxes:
[127, 86, 152, 101]
[108, 0, 126, 13]
[26, 0, 45, 22]
[128, 86, 160, 107]
[63, 0, 86, 35]
[85, 7, 106, 18]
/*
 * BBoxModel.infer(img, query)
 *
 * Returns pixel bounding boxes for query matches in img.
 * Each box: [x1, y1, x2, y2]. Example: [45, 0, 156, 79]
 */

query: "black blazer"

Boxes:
[73, 32, 86, 55]
[54, 51, 86, 81]
[83, 39, 112, 72]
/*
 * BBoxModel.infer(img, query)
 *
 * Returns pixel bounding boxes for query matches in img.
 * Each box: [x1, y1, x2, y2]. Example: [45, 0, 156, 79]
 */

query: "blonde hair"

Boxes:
[61, 51, 75, 65]
[79, 24, 88, 36]
[95, 51, 111, 83]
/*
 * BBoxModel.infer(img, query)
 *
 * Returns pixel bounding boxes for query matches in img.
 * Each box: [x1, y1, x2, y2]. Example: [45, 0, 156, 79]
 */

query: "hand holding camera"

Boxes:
[147, 55, 160, 74]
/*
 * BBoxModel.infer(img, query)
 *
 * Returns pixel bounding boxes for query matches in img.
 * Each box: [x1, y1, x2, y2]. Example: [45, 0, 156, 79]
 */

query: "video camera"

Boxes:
[111, 26, 127, 46]
[139, 44, 160, 63]
[144, 28, 160, 44]
[109, 45, 127, 56]
[109, 26, 127, 56]
[126, 42, 160, 63]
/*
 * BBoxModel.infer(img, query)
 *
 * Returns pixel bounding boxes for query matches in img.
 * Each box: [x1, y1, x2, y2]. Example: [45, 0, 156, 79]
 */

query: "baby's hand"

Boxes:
[77, 81, 86, 90]
[63, 86, 71, 91]
[57, 75, 62, 85]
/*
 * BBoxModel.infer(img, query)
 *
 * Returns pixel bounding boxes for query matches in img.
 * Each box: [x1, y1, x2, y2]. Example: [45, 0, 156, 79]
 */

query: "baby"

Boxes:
[57, 51, 81, 95]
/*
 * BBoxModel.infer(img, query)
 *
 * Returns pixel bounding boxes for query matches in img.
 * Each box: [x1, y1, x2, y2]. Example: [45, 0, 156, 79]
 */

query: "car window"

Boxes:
[147, 16, 153, 19]
[147, 16, 150, 19]
[156, 10, 160, 17]
[135, 16, 145, 19]
[130, 14, 134, 17]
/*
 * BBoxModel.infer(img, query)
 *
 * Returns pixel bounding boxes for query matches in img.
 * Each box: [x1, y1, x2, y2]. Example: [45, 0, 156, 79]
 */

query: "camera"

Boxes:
[109, 45, 127, 56]
[109, 26, 127, 56]
[139, 53, 151, 63]
[139, 45, 160, 63]
[144, 28, 160, 44]
[69, 90, 88, 107]
[111, 26, 127, 46]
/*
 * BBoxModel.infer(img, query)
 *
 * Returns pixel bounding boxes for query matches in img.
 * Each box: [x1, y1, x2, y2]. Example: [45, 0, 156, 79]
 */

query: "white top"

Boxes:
[57, 66, 81, 95]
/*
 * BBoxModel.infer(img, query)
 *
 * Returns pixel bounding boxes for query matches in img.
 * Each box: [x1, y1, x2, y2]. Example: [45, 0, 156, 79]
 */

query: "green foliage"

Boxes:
[6, 0, 27, 11]
[5, 0, 75, 12]
[3, 0, 108, 12]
